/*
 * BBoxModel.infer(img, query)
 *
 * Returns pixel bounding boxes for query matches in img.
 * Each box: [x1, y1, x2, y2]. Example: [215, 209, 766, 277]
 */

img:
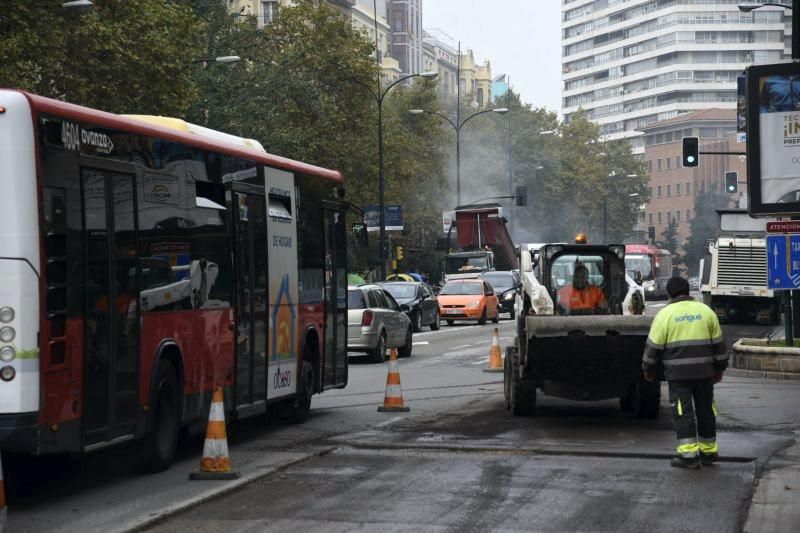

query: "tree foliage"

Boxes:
[658, 218, 680, 257]
[0, 0, 204, 114]
[683, 189, 732, 272]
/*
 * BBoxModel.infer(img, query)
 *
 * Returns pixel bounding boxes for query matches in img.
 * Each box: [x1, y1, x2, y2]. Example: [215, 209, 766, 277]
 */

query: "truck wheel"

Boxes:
[633, 378, 660, 419]
[478, 308, 487, 325]
[142, 360, 180, 473]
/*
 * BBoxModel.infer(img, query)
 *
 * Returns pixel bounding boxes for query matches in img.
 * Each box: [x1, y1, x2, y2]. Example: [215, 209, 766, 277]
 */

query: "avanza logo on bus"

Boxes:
[61, 121, 114, 154]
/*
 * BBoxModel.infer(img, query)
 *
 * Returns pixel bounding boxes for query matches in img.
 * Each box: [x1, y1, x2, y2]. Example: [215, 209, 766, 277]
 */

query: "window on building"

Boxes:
[686, 182, 691, 194]
[657, 159, 662, 170]
[261, 0, 278, 25]
[686, 209, 691, 221]
[676, 156, 681, 168]
[666, 158, 671, 170]
[667, 184, 671, 196]
[658, 212, 662, 223]
[667, 211, 671, 222]
[676, 183, 682, 195]
[649, 212, 653, 224]
[648, 160, 653, 172]
[657, 185, 662, 197]
[676, 210, 681, 221]
[477, 88, 484, 108]
[699, 127, 718, 138]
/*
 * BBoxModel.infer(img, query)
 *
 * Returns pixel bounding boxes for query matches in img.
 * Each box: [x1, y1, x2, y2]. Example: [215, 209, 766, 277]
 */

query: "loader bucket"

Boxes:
[524, 315, 654, 395]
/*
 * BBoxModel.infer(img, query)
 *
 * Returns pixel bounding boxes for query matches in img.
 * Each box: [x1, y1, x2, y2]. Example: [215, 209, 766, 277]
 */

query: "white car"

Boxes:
[347, 285, 413, 363]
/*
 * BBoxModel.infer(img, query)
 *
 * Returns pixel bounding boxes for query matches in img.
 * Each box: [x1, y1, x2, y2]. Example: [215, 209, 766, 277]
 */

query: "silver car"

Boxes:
[348, 285, 413, 363]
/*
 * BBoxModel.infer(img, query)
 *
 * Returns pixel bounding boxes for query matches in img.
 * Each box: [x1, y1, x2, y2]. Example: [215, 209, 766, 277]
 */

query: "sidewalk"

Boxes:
[735, 326, 800, 532]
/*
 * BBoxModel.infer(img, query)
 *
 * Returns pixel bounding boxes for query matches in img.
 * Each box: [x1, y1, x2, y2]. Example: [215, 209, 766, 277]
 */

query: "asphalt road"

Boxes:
[7, 312, 799, 533]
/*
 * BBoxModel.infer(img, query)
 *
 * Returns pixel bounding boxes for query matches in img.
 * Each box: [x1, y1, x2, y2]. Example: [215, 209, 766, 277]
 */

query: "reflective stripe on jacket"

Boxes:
[642, 295, 727, 381]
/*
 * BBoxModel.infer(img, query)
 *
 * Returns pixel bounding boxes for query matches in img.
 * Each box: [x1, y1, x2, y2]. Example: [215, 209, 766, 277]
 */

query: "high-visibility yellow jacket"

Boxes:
[642, 296, 727, 381]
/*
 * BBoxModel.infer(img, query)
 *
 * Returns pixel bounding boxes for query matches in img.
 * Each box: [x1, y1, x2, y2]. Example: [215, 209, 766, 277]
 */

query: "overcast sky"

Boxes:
[422, 0, 562, 113]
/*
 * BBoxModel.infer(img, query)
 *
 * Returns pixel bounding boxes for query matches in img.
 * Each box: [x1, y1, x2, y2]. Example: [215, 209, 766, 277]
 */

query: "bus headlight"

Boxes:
[0, 346, 15, 362]
[0, 326, 14, 343]
[0, 366, 15, 381]
[0, 307, 14, 323]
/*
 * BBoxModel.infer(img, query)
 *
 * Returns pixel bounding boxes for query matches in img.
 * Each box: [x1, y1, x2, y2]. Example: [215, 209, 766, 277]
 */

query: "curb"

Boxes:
[732, 339, 800, 356]
[731, 338, 800, 379]
[726, 368, 800, 381]
[122, 447, 336, 532]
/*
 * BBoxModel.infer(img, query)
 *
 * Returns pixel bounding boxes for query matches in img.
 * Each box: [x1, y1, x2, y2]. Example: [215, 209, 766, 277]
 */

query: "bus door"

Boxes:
[322, 205, 348, 388]
[232, 186, 268, 408]
[80, 159, 139, 448]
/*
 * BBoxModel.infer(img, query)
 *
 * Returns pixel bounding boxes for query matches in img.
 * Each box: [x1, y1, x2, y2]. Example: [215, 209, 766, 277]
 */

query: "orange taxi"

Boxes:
[437, 279, 500, 326]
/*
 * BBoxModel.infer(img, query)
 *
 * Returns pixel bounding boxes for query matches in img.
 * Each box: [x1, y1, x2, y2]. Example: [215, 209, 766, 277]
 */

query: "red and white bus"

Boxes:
[624, 243, 673, 299]
[0, 90, 351, 470]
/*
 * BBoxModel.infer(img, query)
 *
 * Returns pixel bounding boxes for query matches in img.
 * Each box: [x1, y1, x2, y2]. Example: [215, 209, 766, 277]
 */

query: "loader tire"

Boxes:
[503, 346, 513, 410]
[633, 378, 661, 419]
[509, 349, 536, 416]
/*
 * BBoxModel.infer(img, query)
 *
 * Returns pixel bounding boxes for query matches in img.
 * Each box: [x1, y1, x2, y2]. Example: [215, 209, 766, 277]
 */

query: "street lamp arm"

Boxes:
[334, 76, 380, 101]
[380, 71, 438, 102]
[738, 2, 792, 11]
[409, 109, 457, 130]
[459, 108, 508, 130]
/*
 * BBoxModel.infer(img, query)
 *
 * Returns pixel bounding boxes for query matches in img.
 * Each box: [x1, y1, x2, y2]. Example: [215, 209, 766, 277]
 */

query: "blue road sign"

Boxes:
[767, 234, 800, 290]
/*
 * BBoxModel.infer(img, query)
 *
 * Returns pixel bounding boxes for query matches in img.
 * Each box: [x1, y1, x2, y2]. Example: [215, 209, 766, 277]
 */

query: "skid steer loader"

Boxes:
[504, 240, 661, 418]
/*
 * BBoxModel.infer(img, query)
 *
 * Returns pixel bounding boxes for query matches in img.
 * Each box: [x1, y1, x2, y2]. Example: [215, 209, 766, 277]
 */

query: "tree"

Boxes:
[684, 189, 732, 273]
[0, 1, 204, 114]
[659, 218, 680, 258]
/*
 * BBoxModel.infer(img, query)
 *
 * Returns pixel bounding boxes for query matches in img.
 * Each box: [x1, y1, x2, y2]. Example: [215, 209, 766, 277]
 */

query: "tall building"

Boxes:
[560, 0, 791, 150]
[388, 0, 424, 76]
[423, 28, 459, 96]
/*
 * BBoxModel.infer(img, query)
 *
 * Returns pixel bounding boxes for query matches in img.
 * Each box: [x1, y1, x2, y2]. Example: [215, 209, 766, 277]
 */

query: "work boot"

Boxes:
[699, 452, 719, 466]
[670, 456, 700, 469]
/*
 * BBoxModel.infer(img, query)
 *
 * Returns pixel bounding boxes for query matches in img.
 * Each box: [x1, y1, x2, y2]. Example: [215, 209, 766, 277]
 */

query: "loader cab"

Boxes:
[540, 244, 628, 316]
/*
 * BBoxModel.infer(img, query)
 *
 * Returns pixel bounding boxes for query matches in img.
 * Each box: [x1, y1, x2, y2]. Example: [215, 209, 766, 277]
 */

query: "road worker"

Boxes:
[642, 276, 727, 469]
[557, 264, 607, 315]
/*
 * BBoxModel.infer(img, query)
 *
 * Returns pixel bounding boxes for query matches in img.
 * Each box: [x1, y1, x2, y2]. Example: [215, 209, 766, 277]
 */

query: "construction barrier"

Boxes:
[378, 348, 410, 412]
[483, 327, 504, 373]
[189, 386, 240, 480]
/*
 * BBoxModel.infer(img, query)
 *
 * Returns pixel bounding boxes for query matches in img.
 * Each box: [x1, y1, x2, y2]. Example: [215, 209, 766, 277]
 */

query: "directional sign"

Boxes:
[766, 234, 800, 290]
[767, 221, 800, 233]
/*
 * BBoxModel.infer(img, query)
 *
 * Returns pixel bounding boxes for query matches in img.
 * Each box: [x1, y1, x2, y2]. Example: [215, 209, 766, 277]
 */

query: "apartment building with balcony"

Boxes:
[641, 108, 743, 243]
[561, 0, 791, 151]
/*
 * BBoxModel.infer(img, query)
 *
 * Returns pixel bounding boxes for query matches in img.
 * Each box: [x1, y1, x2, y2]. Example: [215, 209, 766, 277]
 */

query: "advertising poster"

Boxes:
[746, 63, 800, 216]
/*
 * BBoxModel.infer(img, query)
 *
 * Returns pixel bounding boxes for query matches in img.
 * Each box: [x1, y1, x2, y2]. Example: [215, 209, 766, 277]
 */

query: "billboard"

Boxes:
[746, 62, 800, 216]
[363, 204, 403, 232]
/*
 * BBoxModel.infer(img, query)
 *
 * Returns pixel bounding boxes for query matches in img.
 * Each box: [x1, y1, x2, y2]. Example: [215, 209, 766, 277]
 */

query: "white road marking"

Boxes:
[412, 341, 430, 346]
[377, 416, 405, 427]
[452, 344, 472, 349]
[650, 303, 667, 308]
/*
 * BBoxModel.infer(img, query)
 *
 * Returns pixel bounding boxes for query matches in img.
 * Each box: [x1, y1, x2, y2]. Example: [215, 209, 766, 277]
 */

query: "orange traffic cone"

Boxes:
[0, 452, 6, 532]
[189, 386, 240, 480]
[378, 348, 410, 412]
[483, 327, 503, 373]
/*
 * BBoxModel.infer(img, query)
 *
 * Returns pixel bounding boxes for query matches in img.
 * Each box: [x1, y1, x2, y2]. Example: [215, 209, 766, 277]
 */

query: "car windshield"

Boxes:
[446, 255, 488, 273]
[348, 290, 367, 309]
[625, 254, 654, 280]
[382, 284, 416, 299]
[440, 282, 483, 295]
[481, 273, 513, 290]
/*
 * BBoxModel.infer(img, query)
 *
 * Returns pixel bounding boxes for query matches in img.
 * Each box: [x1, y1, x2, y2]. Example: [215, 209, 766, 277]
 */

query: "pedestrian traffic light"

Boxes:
[395, 245, 404, 261]
[682, 136, 699, 167]
[725, 171, 738, 194]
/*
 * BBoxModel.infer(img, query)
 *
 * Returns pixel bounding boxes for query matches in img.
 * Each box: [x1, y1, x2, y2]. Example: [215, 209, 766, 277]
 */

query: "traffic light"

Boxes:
[395, 245, 404, 261]
[515, 185, 528, 207]
[682, 136, 699, 167]
[725, 171, 738, 194]
[648, 226, 656, 241]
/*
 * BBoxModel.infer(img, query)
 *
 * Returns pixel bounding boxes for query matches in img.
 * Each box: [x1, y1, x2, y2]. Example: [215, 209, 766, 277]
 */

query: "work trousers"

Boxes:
[668, 378, 718, 459]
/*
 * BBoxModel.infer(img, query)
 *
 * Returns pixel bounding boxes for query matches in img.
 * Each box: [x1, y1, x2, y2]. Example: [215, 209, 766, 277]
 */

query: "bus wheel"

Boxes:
[143, 360, 179, 473]
[286, 360, 314, 424]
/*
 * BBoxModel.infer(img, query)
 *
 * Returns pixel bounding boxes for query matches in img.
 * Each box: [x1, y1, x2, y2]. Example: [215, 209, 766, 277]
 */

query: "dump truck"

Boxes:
[505, 240, 659, 418]
[443, 203, 518, 281]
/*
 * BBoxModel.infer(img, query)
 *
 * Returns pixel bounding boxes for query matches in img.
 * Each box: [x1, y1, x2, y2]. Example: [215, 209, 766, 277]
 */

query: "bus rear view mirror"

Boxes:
[352, 223, 368, 248]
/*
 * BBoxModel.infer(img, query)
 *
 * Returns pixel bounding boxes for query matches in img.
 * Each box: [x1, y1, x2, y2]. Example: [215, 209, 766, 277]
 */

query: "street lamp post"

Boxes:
[408, 107, 509, 206]
[351, 72, 438, 280]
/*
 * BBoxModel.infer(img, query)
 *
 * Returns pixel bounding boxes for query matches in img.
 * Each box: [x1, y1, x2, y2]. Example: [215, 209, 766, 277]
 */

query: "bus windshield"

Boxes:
[625, 254, 653, 280]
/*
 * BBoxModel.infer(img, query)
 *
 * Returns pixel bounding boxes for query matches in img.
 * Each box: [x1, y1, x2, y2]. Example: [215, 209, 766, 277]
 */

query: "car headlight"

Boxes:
[0, 307, 14, 324]
[503, 292, 514, 301]
[467, 301, 480, 308]
[0, 327, 15, 343]
[0, 346, 15, 362]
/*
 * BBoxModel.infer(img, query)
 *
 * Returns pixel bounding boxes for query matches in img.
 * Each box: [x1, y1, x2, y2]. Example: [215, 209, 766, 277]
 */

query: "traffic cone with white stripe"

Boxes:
[189, 386, 240, 480]
[378, 348, 410, 412]
[0, 452, 7, 532]
[484, 327, 503, 373]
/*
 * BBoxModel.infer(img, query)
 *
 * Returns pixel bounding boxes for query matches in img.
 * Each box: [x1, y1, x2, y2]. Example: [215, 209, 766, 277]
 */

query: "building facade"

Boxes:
[640, 109, 743, 243]
[389, 0, 424, 76]
[561, 0, 791, 149]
